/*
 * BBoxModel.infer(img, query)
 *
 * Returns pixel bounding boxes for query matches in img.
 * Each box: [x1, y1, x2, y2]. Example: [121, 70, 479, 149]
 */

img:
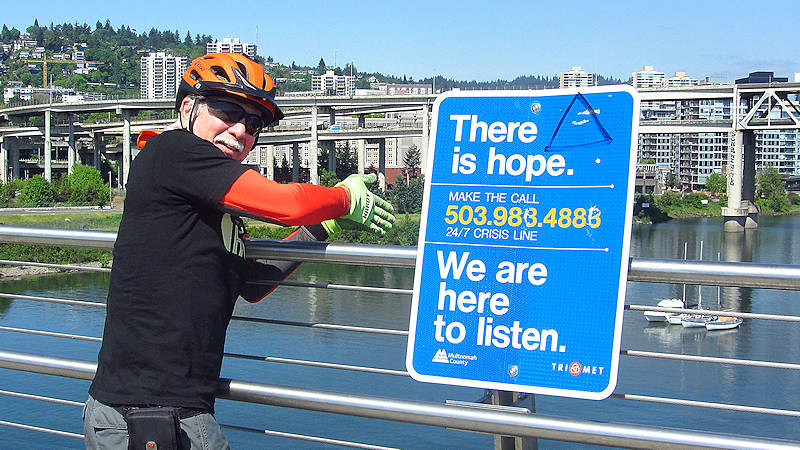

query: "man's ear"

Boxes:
[179, 96, 195, 124]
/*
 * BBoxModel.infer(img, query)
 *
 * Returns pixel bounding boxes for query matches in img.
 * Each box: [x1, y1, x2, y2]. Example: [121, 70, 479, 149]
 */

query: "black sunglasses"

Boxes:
[203, 98, 268, 136]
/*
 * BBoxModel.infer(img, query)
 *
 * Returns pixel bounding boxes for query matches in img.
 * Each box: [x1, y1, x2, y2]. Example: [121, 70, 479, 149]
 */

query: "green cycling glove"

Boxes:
[323, 173, 395, 236]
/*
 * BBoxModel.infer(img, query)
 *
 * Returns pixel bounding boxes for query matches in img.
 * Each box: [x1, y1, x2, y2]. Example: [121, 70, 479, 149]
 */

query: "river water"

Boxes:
[1, 215, 799, 449]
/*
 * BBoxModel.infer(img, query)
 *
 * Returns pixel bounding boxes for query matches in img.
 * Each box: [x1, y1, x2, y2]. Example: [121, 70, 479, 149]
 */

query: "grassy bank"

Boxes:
[0, 213, 123, 266]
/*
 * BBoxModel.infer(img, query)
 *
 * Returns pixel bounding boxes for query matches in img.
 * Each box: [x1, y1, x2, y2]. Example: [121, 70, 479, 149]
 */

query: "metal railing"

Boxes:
[1, 225, 799, 448]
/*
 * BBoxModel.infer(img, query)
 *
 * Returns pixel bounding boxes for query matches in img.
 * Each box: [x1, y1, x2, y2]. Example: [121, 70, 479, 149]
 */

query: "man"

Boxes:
[83, 53, 394, 449]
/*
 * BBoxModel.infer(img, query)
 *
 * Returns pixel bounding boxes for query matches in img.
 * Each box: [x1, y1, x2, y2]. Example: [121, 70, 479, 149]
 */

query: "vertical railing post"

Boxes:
[492, 390, 537, 450]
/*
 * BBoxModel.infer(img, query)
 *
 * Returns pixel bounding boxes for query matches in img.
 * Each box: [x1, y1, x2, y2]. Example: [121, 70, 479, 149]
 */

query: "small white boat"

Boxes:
[666, 313, 683, 325]
[681, 314, 712, 328]
[705, 316, 743, 330]
[644, 298, 685, 322]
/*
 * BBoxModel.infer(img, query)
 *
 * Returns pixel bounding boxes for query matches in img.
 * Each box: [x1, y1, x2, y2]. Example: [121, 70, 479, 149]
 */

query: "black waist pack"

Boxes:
[124, 406, 182, 450]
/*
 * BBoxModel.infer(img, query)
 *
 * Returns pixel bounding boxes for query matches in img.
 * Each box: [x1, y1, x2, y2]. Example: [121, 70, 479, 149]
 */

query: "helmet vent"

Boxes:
[189, 70, 201, 82]
[210, 66, 230, 82]
[236, 62, 248, 78]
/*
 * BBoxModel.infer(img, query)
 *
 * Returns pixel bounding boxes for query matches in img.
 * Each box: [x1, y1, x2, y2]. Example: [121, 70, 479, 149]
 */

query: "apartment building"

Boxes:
[311, 70, 356, 96]
[666, 72, 700, 87]
[206, 38, 257, 59]
[140, 52, 189, 99]
[632, 66, 665, 89]
[559, 66, 596, 88]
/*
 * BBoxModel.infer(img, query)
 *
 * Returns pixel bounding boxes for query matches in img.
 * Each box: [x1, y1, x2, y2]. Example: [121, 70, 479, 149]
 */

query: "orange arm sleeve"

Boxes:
[220, 169, 349, 225]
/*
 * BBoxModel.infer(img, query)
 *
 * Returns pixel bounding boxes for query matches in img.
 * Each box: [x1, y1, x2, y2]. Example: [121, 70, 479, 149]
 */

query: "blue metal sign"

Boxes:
[406, 87, 639, 399]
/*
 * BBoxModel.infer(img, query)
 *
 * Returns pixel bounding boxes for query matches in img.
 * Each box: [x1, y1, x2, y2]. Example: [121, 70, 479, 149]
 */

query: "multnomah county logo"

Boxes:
[432, 349, 449, 363]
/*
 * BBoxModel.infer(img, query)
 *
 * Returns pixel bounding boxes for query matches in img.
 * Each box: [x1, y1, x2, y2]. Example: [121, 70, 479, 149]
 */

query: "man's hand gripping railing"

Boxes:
[322, 174, 396, 236]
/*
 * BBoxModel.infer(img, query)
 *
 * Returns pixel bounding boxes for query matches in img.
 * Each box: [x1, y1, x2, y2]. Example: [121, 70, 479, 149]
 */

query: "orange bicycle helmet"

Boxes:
[176, 52, 284, 125]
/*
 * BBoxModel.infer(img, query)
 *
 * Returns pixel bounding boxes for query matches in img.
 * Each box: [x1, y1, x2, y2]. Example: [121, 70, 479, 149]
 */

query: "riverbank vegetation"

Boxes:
[0, 164, 110, 207]
[634, 167, 800, 223]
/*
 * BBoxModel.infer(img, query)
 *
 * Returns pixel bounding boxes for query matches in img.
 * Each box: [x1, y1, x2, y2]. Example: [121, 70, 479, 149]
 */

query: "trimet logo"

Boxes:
[432, 349, 449, 363]
[552, 361, 605, 376]
[432, 349, 476, 366]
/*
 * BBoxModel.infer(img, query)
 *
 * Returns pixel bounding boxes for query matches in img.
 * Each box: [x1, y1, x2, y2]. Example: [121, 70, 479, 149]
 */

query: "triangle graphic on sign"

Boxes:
[432, 349, 449, 363]
[545, 92, 613, 152]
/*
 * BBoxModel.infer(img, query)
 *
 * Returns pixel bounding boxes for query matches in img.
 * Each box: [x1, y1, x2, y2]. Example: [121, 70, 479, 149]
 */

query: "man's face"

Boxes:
[183, 97, 261, 162]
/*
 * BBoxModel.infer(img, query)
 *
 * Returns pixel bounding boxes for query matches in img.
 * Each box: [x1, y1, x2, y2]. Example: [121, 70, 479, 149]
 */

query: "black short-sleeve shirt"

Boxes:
[89, 130, 254, 412]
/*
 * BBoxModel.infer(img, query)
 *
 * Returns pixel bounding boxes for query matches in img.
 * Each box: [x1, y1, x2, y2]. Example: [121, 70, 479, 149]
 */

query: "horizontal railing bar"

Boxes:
[0, 420, 83, 439]
[622, 350, 800, 370]
[1, 350, 797, 449]
[628, 257, 800, 289]
[0, 389, 85, 407]
[0, 259, 111, 273]
[626, 305, 800, 322]
[231, 316, 408, 335]
[4, 291, 794, 333]
[254, 279, 413, 295]
[0, 293, 105, 308]
[0, 326, 102, 342]
[1, 225, 799, 289]
[612, 393, 800, 417]
[4, 321, 796, 375]
[224, 352, 409, 377]
[0, 323, 407, 376]
[219, 423, 399, 450]
[0, 225, 117, 249]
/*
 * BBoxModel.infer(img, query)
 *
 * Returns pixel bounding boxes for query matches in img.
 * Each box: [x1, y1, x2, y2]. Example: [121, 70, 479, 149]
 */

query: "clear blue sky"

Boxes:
[3, 0, 798, 83]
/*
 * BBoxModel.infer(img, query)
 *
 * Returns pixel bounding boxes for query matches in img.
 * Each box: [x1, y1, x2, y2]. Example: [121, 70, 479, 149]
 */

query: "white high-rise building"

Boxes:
[632, 66, 666, 89]
[666, 72, 700, 87]
[140, 52, 189, 99]
[559, 66, 596, 88]
[206, 38, 257, 59]
[311, 70, 356, 96]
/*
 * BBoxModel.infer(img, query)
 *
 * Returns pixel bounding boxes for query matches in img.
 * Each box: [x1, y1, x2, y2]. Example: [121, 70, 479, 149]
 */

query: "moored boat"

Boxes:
[706, 316, 743, 330]
[644, 298, 684, 322]
[681, 314, 712, 328]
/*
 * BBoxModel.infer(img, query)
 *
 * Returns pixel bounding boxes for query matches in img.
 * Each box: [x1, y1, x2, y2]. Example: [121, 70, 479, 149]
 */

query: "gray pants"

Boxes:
[83, 395, 230, 449]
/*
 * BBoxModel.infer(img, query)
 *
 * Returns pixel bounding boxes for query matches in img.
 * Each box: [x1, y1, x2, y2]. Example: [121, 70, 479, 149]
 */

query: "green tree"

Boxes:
[18, 175, 55, 206]
[705, 172, 727, 194]
[334, 143, 358, 179]
[390, 174, 424, 214]
[402, 145, 421, 182]
[665, 172, 680, 190]
[69, 164, 110, 205]
[319, 169, 340, 187]
[756, 166, 788, 212]
[317, 58, 326, 75]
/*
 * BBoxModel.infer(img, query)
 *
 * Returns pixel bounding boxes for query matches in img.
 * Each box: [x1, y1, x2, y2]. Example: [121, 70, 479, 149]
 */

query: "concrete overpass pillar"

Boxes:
[328, 107, 336, 126]
[742, 131, 757, 229]
[266, 145, 275, 180]
[10, 138, 20, 180]
[723, 129, 758, 232]
[44, 109, 52, 181]
[67, 115, 76, 173]
[327, 141, 336, 174]
[92, 133, 103, 170]
[378, 139, 386, 191]
[292, 142, 300, 182]
[310, 105, 319, 184]
[421, 103, 430, 176]
[0, 137, 8, 184]
[358, 139, 366, 174]
[122, 110, 131, 188]
[358, 115, 366, 129]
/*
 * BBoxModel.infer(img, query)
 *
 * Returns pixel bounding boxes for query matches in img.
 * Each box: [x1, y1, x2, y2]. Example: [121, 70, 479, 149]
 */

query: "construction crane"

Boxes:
[24, 58, 105, 88]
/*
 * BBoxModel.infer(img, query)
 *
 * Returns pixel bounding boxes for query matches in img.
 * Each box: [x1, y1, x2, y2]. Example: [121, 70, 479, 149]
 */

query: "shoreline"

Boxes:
[0, 261, 109, 280]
